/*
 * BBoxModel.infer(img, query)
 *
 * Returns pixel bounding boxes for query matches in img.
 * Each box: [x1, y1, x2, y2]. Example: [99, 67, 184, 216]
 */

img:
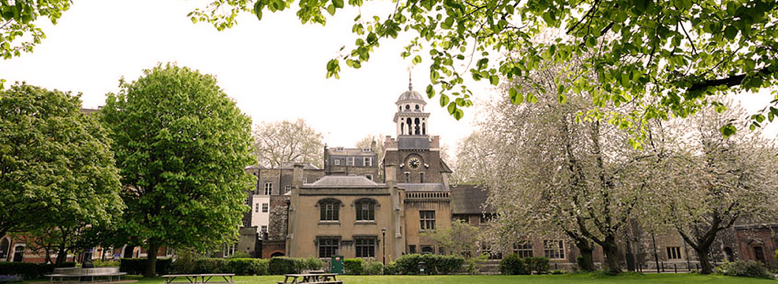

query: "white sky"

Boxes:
[1, 0, 775, 157]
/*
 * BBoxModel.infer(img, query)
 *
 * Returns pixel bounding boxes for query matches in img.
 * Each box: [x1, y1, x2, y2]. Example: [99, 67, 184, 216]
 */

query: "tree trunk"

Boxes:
[144, 242, 159, 277]
[602, 236, 622, 275]
[695, 245, 713, 274]
[55, 246, 68, 264]
[574, 239, 595, 271]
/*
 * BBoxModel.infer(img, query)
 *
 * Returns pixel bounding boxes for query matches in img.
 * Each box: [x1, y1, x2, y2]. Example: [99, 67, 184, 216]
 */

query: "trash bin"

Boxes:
[418, 261, 427, 275]
[331, 255, 344, 274]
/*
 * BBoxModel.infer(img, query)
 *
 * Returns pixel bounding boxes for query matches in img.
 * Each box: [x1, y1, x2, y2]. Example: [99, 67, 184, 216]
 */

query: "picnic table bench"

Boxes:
[161, 274, 234, 284]
[278, 273, 342, 284]
[45, 267, 132, 283]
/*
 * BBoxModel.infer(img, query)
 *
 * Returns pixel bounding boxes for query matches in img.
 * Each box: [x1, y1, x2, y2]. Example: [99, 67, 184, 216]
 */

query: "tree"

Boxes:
[647, 101, 778, 274]
[462, 55, 665, 274]
[192, 0, 778, 133]
[421, 219, 479, 257]
[0, 0, 72, 60]
[100, 63, 255, 277]
[252, 119, 324, 168]
[0, 83, 123, 247]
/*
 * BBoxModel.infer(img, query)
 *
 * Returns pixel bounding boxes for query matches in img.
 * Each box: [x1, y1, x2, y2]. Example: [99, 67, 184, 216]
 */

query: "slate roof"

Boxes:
[279, 162, 321, 170]
[304, 176, 381, 188]
[398, 183, 447, 192]
[450, 184, 493, 214]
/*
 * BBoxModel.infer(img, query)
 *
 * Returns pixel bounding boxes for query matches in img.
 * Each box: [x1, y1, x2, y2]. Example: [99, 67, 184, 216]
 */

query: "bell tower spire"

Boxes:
[393, 76, 430, 137]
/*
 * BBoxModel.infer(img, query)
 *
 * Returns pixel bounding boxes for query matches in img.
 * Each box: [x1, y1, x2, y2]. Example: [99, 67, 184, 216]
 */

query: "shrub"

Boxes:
[0, 275, 22, 283]
[119, 258, 172, 275]
[500, 253, 528, 275]
[268, 257, 297, 275]
[193, 258, 227, 273]
[170, 248, 200, 273]
[296, 257, 323, 272]
[226, 258, 268, 275]
[92, 260, 120, 267]
[719, 260, 772, 278]
[525, 257, 550, 274]
[392, 254, 465, 275]
[344, 258, 364, 275]
[436, 255, 465, 274]
[383, 261, 398, 275]
[227, 251, 251, 259]
[364, 259, 384, 275]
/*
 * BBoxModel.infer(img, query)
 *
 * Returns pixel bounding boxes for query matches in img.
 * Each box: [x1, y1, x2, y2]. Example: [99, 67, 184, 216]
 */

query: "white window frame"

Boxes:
[543, 239, 565, 259]
[334, 159, 341, 166]
[255, 203, 260, 213]
[262, 203, 269, 213]
[364, 157, 372, 167]
[264, 182, 272, 195]
[347, 157, 355, 166]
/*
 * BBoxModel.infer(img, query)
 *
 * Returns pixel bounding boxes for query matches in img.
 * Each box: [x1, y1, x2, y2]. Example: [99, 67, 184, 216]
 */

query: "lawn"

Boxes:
[110, 273, 776, 284]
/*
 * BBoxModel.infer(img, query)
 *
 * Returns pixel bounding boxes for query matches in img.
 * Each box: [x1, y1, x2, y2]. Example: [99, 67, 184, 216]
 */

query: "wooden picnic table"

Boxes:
[161, 273, 234, 284]
[278, 273, 341, 284]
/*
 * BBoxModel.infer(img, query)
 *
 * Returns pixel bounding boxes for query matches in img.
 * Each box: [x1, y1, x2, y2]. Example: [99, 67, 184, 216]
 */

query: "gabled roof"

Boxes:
[439, 160, 453, 173]
[450, 184, 493, 214]
[304, 175, 381, 188]
[279, 162, 320, 169]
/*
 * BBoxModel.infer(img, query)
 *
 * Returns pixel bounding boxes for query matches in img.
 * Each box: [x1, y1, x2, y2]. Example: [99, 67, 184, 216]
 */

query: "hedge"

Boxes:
[393, 254, 465, 275]
[226, 258, 268, 275]
[0, 262, 75, 279]
[500, 253, 529, 275]
[343, 259, 364, 275]
[119, 258, 172, 275]
[524, 257, 550, 274]
[268, 257, 297, 275]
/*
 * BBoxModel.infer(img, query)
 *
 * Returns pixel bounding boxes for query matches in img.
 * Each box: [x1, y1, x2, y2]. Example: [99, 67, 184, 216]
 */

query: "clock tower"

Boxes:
[383, 79, 452, 185]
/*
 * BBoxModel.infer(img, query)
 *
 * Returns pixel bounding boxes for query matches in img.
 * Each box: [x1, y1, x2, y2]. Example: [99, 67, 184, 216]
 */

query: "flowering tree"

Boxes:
[648, 101, 778, 274]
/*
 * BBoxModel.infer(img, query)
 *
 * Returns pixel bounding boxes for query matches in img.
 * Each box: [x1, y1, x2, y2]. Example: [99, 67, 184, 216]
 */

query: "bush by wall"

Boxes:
[524, 257, 550, 274]
[500, 253, 529, 275]
[392, 254, 465, 275]
[0, 262, 75, 280]
[119, 258, 172, 275]
[294, 257, 323, 272]
[268, 257, 297, 275]
[193, 258, 227, 273]
[383, 261, 398, 275]
[343, 258, 364, 275]
[226, 258, 268, 275]
[364, 259, 384, 275]
[719, 260, 772, 278]
[92, 260, 120, 267]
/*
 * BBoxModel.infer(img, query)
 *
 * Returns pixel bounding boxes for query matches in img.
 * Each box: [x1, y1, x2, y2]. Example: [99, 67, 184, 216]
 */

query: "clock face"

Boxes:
[406, 156, 421, 169]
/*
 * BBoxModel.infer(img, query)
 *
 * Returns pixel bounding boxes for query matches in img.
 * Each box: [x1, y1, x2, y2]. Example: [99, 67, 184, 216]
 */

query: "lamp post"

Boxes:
[381, 228, 387, 265]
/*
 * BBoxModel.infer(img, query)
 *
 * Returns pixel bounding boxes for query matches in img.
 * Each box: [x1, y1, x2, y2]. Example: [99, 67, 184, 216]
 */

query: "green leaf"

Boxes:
[720, 124, 737, 137]
[724, 26, 738, 40]
[489, 75, 499, 86]
[558, 94, 567, 104]
[326, 4, 336, 16]
[440, 94, 449, 107]
[254, 1, 264, 20]
[426, 85, 435, 98]
[447, 102, 457, 114]
[332, 0, 344, 9]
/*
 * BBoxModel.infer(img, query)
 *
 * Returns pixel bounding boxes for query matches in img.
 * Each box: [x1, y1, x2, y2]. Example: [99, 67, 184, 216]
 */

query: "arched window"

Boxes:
[319, 199, 341, 221]
[355, 199, 376, 221]
[0, 238, 8, 259]
[421, 246, 434, 254]
[414, 118, 421, 135]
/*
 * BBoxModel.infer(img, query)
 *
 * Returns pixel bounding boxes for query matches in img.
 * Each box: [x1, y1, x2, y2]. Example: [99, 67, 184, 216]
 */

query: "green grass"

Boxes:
[97, 273, 777, 284]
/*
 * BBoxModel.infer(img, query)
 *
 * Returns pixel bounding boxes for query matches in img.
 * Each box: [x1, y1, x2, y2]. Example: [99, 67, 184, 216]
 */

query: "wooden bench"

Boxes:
[45, 267, 131, 283]
[161, 273, 234, 284]
[278, 273, 342, 284]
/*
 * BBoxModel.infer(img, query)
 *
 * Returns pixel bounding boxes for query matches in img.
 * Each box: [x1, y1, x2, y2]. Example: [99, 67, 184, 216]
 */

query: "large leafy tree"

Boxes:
[0, 0, 72, 60]
[192, 0, 778, 134]
[0, 83, 123, 247]
[101, 64, 255, 277]
[647, 101, 778, 274]
[252, 119, 324, 168]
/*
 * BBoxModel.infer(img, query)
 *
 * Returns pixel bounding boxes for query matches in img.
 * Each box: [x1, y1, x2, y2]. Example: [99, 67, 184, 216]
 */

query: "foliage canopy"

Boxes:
[0, 0, 72, 60]
[193, 0, 778, 137]
[101, 63, 255, 276]
[0, 83, 123, 241]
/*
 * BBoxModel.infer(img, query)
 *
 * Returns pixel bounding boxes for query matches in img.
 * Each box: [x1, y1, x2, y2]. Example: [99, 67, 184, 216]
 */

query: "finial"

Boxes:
[408, 68, 413, 91]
